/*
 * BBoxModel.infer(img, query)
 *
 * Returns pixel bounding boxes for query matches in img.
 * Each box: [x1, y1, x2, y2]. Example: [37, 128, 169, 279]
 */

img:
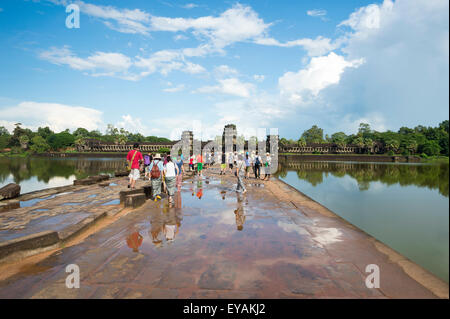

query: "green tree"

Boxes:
[331, 132, 347, 147]
[0, 126, 9, 136]
[301, 125, 324, 144]
[19, 135, 30, 149]
[358, 123, 371, 137]
[419, 140, 441, 156]
[73, 127, 90, 138]
[47, 132, 75, 150]
[37, 126, 54, 139]
[30, 135, 50, 153]
[298, 137, 307, 147]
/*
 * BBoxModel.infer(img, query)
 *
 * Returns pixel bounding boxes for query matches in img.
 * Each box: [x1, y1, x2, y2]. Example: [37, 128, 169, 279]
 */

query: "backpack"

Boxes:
[255, 156, 261, 166]
[150, 160, 161, 179]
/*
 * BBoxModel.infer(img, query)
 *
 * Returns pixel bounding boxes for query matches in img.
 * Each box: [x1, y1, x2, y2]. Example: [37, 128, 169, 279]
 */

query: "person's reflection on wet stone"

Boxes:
[126, 231, 143, 252]
[234, 196, 246, 231]
[220, 190, 226, 200]
[196, 180, 203, 199]
[162, 203, 183, 243]
[149, 210, 163, 248]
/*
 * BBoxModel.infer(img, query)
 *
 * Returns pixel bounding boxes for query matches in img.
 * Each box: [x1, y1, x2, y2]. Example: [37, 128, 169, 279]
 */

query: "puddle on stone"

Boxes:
[30, 208, 50, 213]
[0, 211, 91, 242]
[88, 194, 97, 198]
[110, 183, 118, 186]
[61, 202, 85, 206]
[20, 195, 57, 208]
[101, 199, 120, 206]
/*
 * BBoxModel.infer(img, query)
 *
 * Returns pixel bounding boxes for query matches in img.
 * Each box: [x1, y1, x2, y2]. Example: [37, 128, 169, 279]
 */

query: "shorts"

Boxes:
[221, 163, 226, 170]
[245, 166, 250, 173]
[129, 168, 140, 181]
[229, 163, 233, 169]
[197, 163, 203, 171]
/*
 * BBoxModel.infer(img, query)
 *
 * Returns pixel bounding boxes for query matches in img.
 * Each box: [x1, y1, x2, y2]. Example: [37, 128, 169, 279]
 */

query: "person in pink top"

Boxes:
[127, 143, 143, 189]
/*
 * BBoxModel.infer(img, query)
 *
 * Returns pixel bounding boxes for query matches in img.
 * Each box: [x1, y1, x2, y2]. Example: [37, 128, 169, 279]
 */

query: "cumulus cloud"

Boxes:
[0, 101, 103, 132]
[329, 0, 449, 130]
[195, 78, 255, 98]
[278, 52, 364, 104]
[151, 4, 271, 55]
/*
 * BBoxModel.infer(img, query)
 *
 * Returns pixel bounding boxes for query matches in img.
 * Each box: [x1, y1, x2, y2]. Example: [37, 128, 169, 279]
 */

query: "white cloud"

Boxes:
[278, 52, 364, 104]
[117, 114, 147, 134]
[214, 65, 239, 77]
[253, 74, 265, 82]
[40, 46, 133, 78]
[0, 101, 103, 132]
[195, 78, 255, 98]
[255, 36, 338, 57]
[151, 4, 271, 55]
[163, 84, 185, 93]
[173, 34, 188, 41]
[182, 3, 198, 9]
[307, 9, 327, 17]
[40, 46, 206, 80]
[328, 0, 449, 130]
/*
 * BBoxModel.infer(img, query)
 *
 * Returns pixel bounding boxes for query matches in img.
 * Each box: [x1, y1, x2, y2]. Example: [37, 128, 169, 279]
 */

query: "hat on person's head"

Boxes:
[154, 153, 161, 159]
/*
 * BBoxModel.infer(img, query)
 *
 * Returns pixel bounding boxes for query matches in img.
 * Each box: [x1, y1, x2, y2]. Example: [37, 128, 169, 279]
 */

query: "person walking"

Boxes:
[227, 152, 234, 173]
[127, 143, 143, 190]
[164, 156, 179, 204]
[244, 152, 251, 179]
[220, 152, 226, 175]
[143, 153, 152, 180]
[189, 155, 194, 171]
[149, 153, 164, 201]
[254, 151, 262, 179]
[174, 156, 184, 190]
[196, 153, 204, 177]
[263, 152, 272, 181]
[235, 154, 247, 194]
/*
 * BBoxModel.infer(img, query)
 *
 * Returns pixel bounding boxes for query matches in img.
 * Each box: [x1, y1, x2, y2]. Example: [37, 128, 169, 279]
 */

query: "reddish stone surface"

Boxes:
[0, 170, 444, 299]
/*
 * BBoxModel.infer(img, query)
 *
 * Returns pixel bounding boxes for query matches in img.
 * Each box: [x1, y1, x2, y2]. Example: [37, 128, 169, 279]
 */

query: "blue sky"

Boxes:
[0, 0, 448, 140]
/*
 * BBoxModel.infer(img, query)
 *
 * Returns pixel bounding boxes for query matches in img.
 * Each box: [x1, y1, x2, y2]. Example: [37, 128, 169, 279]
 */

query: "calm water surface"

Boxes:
[0, 156, 125, 194]
[276, 160, 449, 283]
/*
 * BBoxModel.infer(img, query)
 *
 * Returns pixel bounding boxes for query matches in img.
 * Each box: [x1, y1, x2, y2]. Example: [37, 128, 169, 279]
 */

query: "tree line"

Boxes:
[279, 121, 449, 157]
[0, 124, 172, 154]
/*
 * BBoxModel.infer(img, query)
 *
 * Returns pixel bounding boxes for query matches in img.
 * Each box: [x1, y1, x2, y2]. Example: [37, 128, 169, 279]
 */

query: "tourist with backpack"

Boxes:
[254, 151, 262, 179]
[143, 153, 152, 180]
[164, 156, 179, 204]
[149, 153, 164, 201]
[127, 143, 143, 190]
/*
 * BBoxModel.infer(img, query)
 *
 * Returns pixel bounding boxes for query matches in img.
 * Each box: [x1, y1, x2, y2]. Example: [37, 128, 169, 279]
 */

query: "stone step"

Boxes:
[119, 188, 145, 203]
[124, 193, 146, 208]
[0, 183, 21, 201]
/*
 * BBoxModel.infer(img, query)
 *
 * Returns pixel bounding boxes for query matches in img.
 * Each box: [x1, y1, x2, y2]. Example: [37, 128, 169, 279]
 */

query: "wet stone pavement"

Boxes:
[0, 169, 442, 298]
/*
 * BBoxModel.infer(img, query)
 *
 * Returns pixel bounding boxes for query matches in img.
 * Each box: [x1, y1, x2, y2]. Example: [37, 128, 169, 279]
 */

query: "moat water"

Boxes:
[0, 156, 448, 282]
[276, 160, 449, 283]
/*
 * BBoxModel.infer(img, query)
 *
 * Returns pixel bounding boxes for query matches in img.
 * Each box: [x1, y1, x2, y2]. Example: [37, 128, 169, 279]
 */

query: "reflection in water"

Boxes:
[149, 193, 183, 246]
[276, 160, 449, 283]
[126, 231, 143, 253]
[234, 195, 246, 231]
[0, 156, 125, 194]
[196, 180, 203, 200]
[276, 161, 449, 197]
